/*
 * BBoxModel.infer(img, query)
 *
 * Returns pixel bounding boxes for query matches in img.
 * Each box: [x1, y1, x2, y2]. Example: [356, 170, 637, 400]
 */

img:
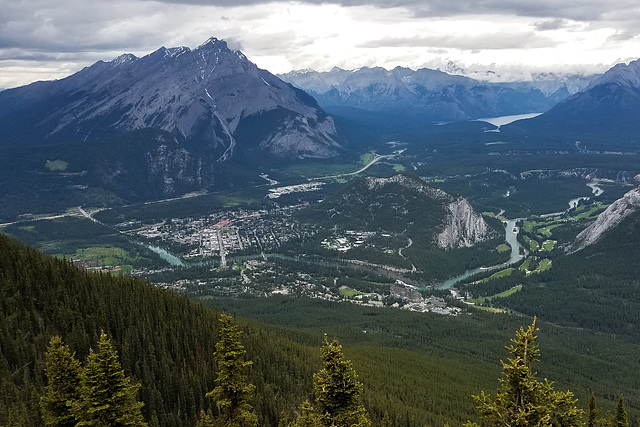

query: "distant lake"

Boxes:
[477, 112, 542, 131]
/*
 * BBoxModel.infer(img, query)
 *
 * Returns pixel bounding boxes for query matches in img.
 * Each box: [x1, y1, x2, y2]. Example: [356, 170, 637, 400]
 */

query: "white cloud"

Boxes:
[1, 0, 640, 89]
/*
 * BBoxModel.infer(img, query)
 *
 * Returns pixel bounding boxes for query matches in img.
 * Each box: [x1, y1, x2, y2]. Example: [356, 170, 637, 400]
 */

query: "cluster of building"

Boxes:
[131, 205, 315, 264]
[267, 182, 325, 199]
[321, 230, 375, 252]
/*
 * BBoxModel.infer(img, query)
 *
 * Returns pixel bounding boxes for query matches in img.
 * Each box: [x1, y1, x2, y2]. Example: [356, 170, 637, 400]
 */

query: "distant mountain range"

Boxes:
[0, 37, 339, 160]
[280, 67, 593, 121]
[504, 59, 640, 141]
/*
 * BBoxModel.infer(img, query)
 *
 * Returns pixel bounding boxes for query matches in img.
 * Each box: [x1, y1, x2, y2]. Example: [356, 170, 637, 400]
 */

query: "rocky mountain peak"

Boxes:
[0, 36, 340, 160]
[197, 36, 227, 50]
[591, 58, 640, 89]
[570, 186, 640, 252]
[111, 53, 138, 67]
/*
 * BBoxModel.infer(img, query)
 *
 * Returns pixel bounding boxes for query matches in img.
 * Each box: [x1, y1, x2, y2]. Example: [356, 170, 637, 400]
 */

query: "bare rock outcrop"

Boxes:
[571, 186, 640, 251]
[437, 198, 493, 249]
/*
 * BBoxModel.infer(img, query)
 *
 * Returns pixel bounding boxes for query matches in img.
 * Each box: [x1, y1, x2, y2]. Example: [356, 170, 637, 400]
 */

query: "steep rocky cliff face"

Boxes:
[437, 198, 492, 249]
[571, 186, 640, 251]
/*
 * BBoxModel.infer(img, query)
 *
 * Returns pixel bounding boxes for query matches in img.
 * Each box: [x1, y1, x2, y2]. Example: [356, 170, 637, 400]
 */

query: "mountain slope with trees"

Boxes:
[0, 232, 317, 426]
[3, 231, 640, 426]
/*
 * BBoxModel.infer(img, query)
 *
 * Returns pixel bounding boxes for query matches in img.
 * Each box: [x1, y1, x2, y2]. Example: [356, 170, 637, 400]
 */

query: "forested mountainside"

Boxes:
[0, 233, 317, 426]
[3, 231, 640, 426]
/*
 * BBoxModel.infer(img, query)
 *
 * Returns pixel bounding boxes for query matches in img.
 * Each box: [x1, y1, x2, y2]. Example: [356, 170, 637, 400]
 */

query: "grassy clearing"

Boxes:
[479, 267, 514, 283]
[522, 235, 539, 252]
[539, 224, 562, 237]
[572, 202, 607, 220]
[392, 164, 406, 172]
[496, 243, 510, 253]
[495, 284, 523, 298]
[519, 259, 531, 272]
[542, 240, 556, 252]
[537, 258, 552, 272]
[74, 246, 132, 267]
[339, 286, 362, 298]
[468, 285, 523, 305]
[360, 151, 377, 166]
[45, 159, 69, 171]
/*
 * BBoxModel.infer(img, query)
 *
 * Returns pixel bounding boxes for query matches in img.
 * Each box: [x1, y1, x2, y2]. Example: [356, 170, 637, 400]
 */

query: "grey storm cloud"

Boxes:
[143, 0, 640, 23]
[358, 32, 557, 51]
[533, 19, 572, 31]
[2, 0, 640, 89]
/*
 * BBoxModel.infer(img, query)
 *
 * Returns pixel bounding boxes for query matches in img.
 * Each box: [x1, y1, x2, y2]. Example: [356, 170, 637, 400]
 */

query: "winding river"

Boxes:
[436, 181, 605, 289]
[437, 217, 526, 290]
[141, 181, 605, 290]
[146, 244, 186, 267]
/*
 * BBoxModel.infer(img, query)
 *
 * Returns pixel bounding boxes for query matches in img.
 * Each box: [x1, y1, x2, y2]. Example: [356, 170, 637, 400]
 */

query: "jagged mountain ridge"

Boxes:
[0, 37, 339, 159]
[0, 37, 343, 205]
[504, 58, 640, 140]
[280, 67, 576, 121]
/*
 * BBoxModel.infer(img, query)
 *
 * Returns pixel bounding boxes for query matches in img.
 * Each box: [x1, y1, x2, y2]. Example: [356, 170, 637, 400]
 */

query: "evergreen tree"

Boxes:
[40, 336, 82, 427]
[381, 411, 393, 427]
[292, 400, 322, 427]
[196, 409, 216, 427]
[205, 313, 258, 427]
[301, 335, 371, 427]
[466, 318, 582, 427]
[587, 393, 598, 427]
[613, 395, 628, 427]
[73, 331, 147, 426]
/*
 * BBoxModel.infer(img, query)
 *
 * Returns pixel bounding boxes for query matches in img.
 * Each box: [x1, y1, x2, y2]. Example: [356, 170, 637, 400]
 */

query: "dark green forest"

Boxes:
[0, 233, 317, 426]
[2, 231, 640, 426]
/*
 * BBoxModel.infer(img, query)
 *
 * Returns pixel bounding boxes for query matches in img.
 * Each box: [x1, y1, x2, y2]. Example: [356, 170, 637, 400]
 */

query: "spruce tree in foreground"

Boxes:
[203, 313, 258, 427]
[40, 336, 82, 427]
[466, 318, 582, 427]
[587, 393, 598, 427]
[73, 331, 147, 426]
[613, 395, 628, 427]
[294, 335, 371, 427]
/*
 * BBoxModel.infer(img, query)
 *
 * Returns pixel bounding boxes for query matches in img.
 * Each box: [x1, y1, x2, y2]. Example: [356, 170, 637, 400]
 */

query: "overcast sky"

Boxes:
[2, 0, 640, 89]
